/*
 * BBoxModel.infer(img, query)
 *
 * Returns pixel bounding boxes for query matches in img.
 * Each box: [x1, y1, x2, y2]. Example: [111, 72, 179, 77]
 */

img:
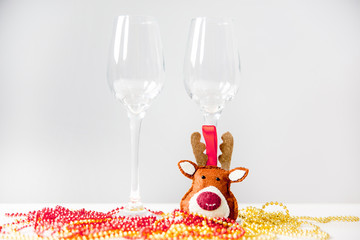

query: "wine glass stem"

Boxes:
[128, 112, 145, 207]
[203, 111, 221, 127]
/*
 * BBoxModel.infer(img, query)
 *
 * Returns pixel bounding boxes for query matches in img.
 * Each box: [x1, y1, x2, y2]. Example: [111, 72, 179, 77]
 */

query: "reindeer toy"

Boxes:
[178, 129, 249, 220]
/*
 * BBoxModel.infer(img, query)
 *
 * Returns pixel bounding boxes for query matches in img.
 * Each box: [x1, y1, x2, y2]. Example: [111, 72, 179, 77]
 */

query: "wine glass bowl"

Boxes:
[107, 15, 164, 213]
[184, 17, 240, 125]
[108, 16, 165, 115]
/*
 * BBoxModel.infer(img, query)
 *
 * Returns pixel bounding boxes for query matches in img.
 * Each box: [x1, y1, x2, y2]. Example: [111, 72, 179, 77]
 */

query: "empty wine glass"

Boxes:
[184, 17, 240, 126]
[107, 15, 165, 213]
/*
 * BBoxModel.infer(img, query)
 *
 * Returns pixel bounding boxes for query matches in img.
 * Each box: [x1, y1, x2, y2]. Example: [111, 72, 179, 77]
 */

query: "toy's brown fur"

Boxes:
[178, 131, 248, 220]
[178, 162, 248, 220]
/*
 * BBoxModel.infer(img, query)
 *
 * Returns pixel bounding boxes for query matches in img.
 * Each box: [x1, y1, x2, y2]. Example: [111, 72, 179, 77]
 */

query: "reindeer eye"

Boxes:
[201, 175, 206, 179]
[216, 177, 220, 181]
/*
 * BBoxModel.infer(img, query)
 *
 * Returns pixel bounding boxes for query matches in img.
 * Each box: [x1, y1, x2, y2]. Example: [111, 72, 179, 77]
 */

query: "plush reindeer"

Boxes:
[178, 131, 249, 220]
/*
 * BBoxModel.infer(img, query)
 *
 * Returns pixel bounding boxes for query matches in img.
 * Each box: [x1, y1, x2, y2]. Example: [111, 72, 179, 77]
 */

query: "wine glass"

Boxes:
[107, 15, 165, 213]
[184, 17, 240, 126]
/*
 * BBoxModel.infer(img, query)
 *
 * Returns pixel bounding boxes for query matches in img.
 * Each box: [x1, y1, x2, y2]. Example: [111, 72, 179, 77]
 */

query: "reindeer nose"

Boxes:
[196, 191, 221, 211]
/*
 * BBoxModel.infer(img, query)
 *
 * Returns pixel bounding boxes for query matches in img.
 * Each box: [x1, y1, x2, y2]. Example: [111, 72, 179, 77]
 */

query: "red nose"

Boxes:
[196, 191, 221, 211]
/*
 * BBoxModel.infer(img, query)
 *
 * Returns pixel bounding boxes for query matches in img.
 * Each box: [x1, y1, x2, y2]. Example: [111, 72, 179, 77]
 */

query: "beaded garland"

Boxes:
[0, 206, 244, 240]
[0, 202, 358, 240]
[239, 201, 359, 239]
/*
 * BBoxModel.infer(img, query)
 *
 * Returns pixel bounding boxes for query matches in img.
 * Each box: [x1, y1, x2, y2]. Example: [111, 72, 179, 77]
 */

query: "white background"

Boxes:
[0, 0, 359, 204]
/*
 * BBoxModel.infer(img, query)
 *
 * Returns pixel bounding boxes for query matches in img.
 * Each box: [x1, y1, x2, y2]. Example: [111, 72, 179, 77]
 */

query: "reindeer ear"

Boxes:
[178, 160, 198, 179]
[229, 167, 249, 183]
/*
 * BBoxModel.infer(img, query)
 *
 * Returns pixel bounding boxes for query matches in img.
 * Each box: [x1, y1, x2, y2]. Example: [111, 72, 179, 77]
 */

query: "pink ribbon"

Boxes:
[202, 125, 218, 166]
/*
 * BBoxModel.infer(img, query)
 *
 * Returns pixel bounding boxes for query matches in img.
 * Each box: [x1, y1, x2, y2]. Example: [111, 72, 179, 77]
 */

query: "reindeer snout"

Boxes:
[196, 191, 221, 211]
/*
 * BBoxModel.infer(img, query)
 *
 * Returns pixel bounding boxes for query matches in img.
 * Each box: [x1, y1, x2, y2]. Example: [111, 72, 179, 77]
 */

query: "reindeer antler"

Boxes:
[191, 132, 208, 167]
[218, 132, 233, 170]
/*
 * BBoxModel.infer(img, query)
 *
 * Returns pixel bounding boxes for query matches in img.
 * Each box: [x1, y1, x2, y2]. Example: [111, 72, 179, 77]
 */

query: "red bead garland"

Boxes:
[0, 206, 245, 240]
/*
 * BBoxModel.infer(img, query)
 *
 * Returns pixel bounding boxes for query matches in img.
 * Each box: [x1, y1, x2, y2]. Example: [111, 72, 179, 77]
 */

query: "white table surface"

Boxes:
[1, 203, 359, 240]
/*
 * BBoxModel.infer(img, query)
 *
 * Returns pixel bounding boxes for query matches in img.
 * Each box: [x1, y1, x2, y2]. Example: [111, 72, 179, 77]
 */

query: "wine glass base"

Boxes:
[125, 201, 144, 211]
[112, 202, 155, 217]
[113, 208, 150, 217]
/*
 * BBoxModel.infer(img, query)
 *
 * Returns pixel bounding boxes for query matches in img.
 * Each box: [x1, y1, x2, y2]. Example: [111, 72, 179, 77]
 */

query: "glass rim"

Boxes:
[190, 16, 234, 24]
[114, 15, 158, 23]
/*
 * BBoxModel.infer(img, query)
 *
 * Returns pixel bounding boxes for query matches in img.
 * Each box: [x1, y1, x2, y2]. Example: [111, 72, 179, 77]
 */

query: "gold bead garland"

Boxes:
[298, 215, 360, 223]
[238, 201, 359, 240]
